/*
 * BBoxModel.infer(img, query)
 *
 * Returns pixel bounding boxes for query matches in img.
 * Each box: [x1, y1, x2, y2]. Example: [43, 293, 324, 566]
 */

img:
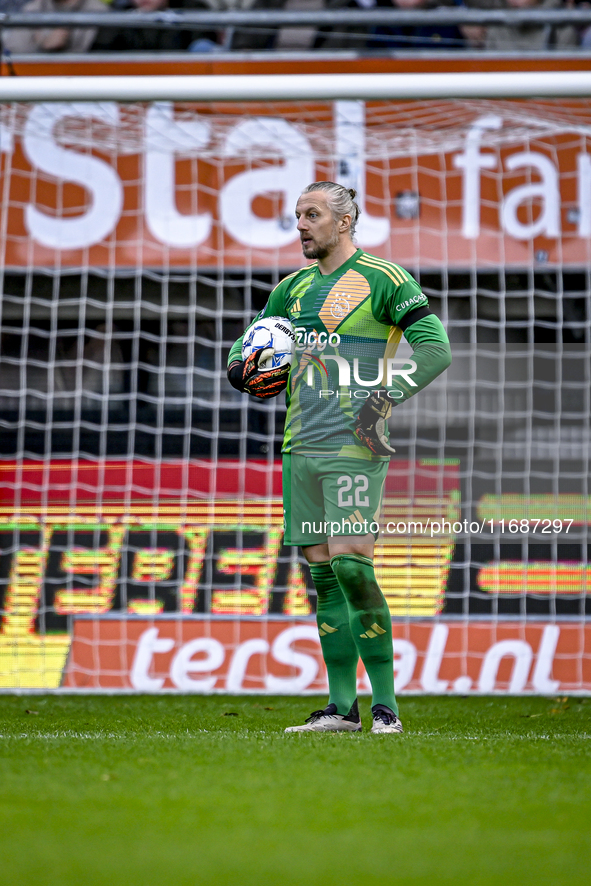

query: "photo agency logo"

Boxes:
[302, 350, 417, 401]
[294, 319, 419, 400]
[313, 359, 417, 400]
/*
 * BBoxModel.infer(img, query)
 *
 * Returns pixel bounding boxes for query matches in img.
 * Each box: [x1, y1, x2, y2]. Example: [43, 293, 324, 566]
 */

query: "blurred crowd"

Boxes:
[0, 0, 589, 53]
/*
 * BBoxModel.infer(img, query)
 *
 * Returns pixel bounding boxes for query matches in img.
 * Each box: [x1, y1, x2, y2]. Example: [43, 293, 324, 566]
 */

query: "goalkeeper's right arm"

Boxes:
[227, 281, 291, 399]
[228, 275, 292, 400]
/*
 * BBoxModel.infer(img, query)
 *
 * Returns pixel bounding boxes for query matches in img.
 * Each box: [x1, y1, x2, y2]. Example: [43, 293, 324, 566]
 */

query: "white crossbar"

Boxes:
[0, 72, 590, 103]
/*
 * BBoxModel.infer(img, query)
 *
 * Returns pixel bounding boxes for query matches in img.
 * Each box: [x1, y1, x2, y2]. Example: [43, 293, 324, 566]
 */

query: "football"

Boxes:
[241, 316, 296, 370]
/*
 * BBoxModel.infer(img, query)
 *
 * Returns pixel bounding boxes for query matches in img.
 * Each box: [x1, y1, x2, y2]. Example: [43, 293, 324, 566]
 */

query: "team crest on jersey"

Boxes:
[330, 295, 350, 320]
[319, 270, 371, 334]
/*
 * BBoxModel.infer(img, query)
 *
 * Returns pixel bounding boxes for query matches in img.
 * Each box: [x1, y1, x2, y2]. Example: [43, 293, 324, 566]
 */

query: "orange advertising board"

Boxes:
[1, 57, 590, 270]
[64, 616, 591, 694]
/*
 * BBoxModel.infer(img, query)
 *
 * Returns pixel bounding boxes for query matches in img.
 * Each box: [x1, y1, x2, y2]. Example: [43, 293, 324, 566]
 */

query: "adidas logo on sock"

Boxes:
[360, 622, 387, 639]
[318, 622, 338, 637]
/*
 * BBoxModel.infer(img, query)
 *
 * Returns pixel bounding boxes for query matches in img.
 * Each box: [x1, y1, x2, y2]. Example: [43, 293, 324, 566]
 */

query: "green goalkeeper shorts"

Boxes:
[282, 453, 388, 547]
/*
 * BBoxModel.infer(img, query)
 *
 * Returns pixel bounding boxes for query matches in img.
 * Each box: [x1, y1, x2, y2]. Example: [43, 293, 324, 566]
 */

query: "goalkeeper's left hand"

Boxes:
[227, 348, 290, 399]
[354, 390, 396, 457]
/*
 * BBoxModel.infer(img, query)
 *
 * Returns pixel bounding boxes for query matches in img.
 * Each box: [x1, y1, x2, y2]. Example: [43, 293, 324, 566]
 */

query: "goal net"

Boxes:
[0, 85, 590, 693]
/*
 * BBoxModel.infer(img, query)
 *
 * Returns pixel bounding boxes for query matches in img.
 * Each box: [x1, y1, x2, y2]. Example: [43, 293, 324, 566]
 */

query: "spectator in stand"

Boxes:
[228, 0, 289, 52]
[92, 0, 222, 52]
[3, 0, 108, 53]
[0, 1, 29, 10]
[462, 0, 578, 51]
[572, 0, 591, 47]
[369, 0, 465, 49]
[314, 0, 464, 52]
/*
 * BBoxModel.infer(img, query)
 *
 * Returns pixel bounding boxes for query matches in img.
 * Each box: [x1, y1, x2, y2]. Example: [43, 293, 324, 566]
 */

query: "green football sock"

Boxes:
[330, 553, 398, 716]
[309, 561, 359, 715]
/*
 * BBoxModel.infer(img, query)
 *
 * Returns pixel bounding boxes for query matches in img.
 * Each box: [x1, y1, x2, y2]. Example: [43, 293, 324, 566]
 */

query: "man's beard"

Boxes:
[301, 226, 340, 259]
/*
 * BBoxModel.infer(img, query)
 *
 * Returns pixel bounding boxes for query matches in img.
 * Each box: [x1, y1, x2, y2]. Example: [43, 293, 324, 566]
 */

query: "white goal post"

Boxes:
[0, 71, 590, 694]
[0, 71, 590, 103]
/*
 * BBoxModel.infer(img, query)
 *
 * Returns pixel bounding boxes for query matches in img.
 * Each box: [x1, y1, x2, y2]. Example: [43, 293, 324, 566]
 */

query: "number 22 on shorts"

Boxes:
[337, 474, 369, 508]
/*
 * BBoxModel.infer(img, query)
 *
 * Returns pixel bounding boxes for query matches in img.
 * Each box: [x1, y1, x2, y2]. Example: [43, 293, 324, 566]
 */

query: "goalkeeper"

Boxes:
[227, 182, 451, 734]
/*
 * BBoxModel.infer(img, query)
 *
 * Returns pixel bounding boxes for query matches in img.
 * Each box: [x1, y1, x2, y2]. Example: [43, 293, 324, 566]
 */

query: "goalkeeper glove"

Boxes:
[354, 389, 396, 457]
[227, 348, 290, 399]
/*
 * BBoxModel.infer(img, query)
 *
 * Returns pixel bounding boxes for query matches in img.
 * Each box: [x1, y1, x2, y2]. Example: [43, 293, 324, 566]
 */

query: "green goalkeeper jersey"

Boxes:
[228, 248, 451, 459]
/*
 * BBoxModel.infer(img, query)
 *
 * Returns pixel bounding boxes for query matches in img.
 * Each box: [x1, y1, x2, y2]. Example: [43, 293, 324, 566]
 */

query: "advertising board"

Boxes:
[1, 458, 590, 691]
[0, 458, 458, 688]
[64, 616, 591, 694]
[1, 55, 590, 270]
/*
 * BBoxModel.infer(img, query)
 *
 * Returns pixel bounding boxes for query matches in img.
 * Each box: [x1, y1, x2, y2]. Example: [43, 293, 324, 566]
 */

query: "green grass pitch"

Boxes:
[0, 695, 589, 886]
